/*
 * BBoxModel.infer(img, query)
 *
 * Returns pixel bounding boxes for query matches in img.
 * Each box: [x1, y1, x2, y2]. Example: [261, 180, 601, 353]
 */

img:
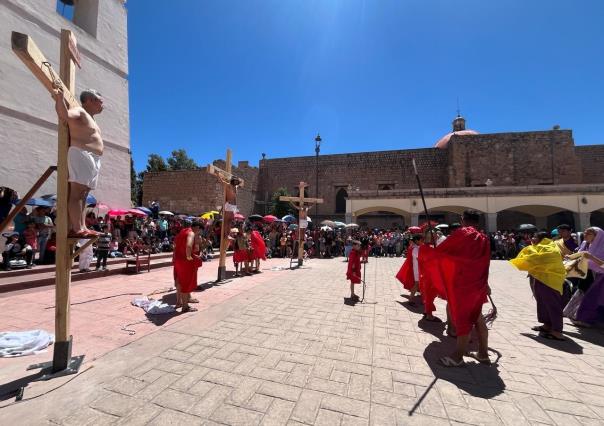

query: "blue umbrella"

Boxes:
[14, 198, 54, 207]
[39, 193, 97, 206]
[136, 206, 152, 215]
[282, 215, 296, 223]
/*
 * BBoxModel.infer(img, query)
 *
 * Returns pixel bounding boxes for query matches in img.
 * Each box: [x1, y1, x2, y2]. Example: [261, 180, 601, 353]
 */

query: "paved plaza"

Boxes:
[2, 257, 604, 425]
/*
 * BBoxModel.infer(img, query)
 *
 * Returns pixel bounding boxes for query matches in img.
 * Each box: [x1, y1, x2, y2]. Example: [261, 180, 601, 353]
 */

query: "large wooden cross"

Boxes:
[12, 30, 85, 374]
[280, 181, 323, 266]
[205, 149, 244, 281]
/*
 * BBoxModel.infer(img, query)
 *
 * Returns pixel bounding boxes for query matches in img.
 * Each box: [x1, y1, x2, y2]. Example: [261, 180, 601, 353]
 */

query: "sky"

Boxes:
[127, 0, 604, 171]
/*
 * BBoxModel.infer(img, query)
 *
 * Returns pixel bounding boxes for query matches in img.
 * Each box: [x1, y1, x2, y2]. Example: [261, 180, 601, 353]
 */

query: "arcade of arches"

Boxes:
[346, 186, 604, 232]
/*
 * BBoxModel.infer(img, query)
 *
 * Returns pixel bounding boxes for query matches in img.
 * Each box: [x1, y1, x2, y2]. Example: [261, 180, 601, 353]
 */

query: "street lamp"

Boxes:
[315, 133, 321, 218]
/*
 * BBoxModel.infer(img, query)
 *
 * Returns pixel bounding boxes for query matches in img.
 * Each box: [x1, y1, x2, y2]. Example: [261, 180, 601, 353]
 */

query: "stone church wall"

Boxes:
[576, 145, 604, 184]
[447, 130, 582, 187]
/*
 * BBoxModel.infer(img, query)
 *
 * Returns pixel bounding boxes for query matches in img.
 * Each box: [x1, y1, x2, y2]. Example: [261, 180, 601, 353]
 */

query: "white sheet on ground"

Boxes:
[0, 330, 54, 357]
[132, 296, 175, 315]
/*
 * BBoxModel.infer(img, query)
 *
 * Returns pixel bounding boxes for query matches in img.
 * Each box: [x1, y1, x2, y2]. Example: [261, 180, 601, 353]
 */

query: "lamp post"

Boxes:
[314, 133, 321, 219]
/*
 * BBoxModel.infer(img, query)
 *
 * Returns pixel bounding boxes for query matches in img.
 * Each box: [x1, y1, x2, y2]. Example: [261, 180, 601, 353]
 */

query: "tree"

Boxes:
[130, 157, 139, 205]
[145, 153, 168, 172]
[271, 187, 291, 219]
[167, 149, 198, 170]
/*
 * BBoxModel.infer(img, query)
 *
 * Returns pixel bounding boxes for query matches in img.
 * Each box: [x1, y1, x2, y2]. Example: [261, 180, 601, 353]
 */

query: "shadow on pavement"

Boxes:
[520, 332, 584, 354]
[343, 297, 358, 306]
[396, 299, 423, 314]
[563, 328, 604, 347]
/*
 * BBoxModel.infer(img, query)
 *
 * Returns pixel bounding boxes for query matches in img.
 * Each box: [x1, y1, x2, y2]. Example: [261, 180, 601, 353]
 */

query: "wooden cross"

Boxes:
[12, 30, 85, 374]
[205, 149, 244, 281]
[280, 182, 323, 266]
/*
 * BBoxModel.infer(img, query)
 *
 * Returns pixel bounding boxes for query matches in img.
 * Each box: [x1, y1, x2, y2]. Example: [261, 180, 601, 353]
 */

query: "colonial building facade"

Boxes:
[144, 114, 604, 232]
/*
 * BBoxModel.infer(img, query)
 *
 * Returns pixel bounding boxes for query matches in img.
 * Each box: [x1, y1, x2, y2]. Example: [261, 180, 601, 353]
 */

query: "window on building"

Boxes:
[56, 0, 74, 21]
[335, 188, 348, 214]
[56, 0, 99, 37]
[378, 184, 394, 191]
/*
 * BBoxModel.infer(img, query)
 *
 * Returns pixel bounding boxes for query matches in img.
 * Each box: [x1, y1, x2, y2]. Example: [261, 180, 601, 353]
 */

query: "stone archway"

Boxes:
[353, 206, 410, 230]
[496, 205, 576, 231]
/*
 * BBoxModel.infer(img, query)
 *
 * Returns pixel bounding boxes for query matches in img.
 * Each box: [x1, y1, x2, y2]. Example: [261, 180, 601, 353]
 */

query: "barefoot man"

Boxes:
[173, 220, 203, 312]
[53, 88, 104, 237]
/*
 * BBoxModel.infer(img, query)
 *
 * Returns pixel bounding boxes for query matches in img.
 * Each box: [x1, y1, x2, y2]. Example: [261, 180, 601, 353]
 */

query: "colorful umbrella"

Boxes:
[234, 213, 245, 221]
[263, 215, 278, 223]
[288, 223, 298, 230]
[408, 226, 422, 234]
[282, 215, 296, 223]
[320, 220, 336, 227]
[248, 214, 264, 222]
[128, 208, 147, 217]
[200, 210, 220, 220]
[136, 206, 152, 215]
[334, 221, 346, 228]
[108, 209, 129, 216]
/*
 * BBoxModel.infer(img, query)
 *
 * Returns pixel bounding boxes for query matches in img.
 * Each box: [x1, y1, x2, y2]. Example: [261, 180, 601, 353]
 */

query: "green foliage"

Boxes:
[167, 149, 198, 170]
[130, 157, 138, 205]
[145, 153, 168, 172]
[270, 187, 291, 218]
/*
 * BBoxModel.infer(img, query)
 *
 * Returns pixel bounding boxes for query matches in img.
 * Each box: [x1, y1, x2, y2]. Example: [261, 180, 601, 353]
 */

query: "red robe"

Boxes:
[347, 249, 362, 284]
[173, 228, 202, 293]
[395, 244, 440, 313]
[423, 226, 490, 336]
[250, 230, 267, 261]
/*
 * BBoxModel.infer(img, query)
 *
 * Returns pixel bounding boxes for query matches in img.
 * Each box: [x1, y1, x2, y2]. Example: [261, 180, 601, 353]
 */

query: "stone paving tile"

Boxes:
[6, 259, 604, 425]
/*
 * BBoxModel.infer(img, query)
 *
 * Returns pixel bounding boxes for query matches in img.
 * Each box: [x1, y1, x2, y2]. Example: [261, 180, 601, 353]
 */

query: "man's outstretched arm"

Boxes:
[53, 87, 81, 123]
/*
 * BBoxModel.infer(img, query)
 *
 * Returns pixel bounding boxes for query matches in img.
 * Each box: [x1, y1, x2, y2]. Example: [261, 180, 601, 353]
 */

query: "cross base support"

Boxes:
[217, 265, 227, 282]
[27, 339, 84, 381]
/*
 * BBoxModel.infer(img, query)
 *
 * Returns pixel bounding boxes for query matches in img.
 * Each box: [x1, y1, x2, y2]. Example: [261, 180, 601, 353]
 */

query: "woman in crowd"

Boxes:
[572, 227, 604, 327]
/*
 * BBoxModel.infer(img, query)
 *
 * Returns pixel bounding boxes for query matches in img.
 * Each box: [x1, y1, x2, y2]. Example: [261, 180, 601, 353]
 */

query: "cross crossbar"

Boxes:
[206, 164, 245, 188]
[280, 196, 323, 205]
[11, 31, 80, 109]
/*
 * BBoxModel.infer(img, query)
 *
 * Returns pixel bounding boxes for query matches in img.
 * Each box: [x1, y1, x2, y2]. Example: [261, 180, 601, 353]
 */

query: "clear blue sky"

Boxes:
[127, 0, 604, 171]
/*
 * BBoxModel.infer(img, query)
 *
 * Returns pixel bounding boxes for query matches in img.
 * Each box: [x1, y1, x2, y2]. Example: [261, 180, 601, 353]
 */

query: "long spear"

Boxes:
[411, 158, 436, 245]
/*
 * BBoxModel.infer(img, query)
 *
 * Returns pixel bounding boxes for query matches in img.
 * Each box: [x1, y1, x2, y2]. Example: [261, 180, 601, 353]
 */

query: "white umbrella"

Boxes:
[345, 223, 359, 228]
[435, 224, 449, 229]
[159, 211, 174, 216]
[320, 225, 333, 231]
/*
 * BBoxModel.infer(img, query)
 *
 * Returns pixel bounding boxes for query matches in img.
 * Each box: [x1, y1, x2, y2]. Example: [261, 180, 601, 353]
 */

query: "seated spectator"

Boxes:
[2, 233, 34, 270]
[22, 220, 39, 262]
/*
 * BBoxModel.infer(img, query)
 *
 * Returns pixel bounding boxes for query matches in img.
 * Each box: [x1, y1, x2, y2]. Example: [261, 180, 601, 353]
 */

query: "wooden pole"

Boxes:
[217, 149, 231, 281]
[52, 29, 76, 372]
[297, 185, 306, 266]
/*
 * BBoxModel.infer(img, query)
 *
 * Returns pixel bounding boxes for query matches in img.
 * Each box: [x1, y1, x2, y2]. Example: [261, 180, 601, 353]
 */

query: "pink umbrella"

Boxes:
[234, 213, 245, 221]
[108, 209, 129, 217]
[263, 215, 278, 223]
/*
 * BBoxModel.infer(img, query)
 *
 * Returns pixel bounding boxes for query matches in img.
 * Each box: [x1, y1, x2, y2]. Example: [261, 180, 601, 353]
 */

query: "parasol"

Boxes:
[288, 223, 298, 230]
[108, 209, 129, 216]
[320, 225, 333, 231]
[128, 208, 147, 217]
[333, 221, 346, 228]
[248, 214, 264, 222]
[320, 220, 336, 227]
[263, 215, 278, 223]
[136, 206, 152, 215]
[282, 215, 296, 223]
[159, 211, 174, 216]
[345, 223, 359, 228]
[517, 224, 537, 232]
[234, 213, 245, 221]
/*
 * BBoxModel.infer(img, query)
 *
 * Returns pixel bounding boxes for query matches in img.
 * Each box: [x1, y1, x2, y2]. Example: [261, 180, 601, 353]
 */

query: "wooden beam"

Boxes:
[280, 196, 324, 204]
[205, 164, 245, 188]
[11, 31, 80, 109]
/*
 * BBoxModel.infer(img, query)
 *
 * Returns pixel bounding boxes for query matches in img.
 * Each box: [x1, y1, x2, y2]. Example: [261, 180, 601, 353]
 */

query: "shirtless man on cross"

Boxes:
[53, 88, 104, 237]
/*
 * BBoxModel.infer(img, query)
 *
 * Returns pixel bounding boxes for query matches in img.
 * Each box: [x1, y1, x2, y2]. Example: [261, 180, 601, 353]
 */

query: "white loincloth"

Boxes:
[68, 146, 101, 190]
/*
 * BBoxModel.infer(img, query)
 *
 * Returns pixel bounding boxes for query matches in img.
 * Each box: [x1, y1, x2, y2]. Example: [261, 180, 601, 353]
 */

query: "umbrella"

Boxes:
[408, 226, 422, 234]
[345, 223, 359, 228]
[288, 223, 298, 230]
[306, 216, 312, 223]
[234, 213, 245, 221]
[128, 208, 147, 217]
[320, 220, 336, 227]
[159, 211, 174, 216]
[200, 210, 220, 220]
[41, 193, 97, 206]
[517, 224, 537, 232]
[17, 198, 54, 207]
[108, 209, 129, 216]
[333, 221, 346, 228]
[320, 225, 333, 231]
[263, 215, 278, 223]
[282, 215, 296, 223]
[248, 214, 264, 222]
[136, 206, 152, 215]
[435, 224, 449, 229]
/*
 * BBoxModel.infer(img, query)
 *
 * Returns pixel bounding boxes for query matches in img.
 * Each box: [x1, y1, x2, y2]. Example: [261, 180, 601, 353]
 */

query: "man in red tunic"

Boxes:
[424, 210, 491, 366]
[173, 220, 202, 312]
[346, 240, 362, 300]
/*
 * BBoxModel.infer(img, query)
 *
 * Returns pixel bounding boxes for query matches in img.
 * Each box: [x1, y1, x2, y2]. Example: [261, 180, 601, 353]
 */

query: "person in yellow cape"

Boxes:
[510, 231, 567, 340]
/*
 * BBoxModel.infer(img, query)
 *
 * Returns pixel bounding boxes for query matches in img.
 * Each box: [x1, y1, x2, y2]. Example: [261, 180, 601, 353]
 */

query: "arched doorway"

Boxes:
[335, 188, 347, 214]
[353, 206, 409, 230]
[496, 205, 575, 231]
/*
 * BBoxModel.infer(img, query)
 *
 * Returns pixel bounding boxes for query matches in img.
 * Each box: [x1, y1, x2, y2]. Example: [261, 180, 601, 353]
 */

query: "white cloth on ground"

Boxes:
[0, 330, 54, 357]
[132, 296, 175, 315]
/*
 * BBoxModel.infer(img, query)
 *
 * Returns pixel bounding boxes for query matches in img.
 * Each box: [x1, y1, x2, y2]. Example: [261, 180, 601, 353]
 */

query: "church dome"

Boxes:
[434, 114, 479, 149]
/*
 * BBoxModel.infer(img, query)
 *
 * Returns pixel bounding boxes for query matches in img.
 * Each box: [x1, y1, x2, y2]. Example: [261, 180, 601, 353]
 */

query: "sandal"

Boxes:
[466, 351, 491, 365]
[439, 356, 465, 367]
[531, 325, 549, 332]
[189, 298, 199, 304]
[181, 306, 198, 313]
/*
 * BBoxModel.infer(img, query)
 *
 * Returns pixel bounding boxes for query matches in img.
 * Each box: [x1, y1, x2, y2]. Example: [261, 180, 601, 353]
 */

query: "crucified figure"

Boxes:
[219, 176, 241, 239]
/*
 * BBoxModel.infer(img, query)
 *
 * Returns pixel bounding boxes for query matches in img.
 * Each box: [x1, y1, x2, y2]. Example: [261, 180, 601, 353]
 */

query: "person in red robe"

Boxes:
[250, 227, 267, 272]
[396, 234, 423, 306]
[423, 210, 491, 366]
[173, 220, 202, 312]
[346, 240, 362, 300]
